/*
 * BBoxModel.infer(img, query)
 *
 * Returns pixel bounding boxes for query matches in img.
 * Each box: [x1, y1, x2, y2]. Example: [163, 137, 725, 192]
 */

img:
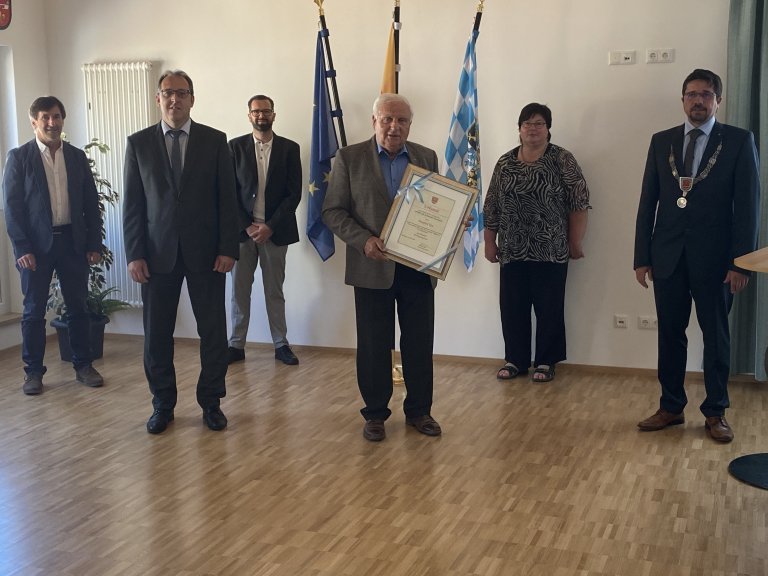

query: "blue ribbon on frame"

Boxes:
[395, 171, 460, 275]
[395, 172, 432, 204]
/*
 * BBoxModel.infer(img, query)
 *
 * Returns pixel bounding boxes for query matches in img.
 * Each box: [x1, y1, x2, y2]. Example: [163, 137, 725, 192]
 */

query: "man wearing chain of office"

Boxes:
[634, 68, 760, 443]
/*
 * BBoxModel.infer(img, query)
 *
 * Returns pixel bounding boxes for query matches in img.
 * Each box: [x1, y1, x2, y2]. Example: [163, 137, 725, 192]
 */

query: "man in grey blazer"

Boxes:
[323, 93, 441, 442]
[3, 96, 104, 395]
[123, 70, 239, 434]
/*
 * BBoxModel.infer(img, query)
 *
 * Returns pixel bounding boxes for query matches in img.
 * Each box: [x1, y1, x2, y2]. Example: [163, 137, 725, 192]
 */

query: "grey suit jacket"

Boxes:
[322, 137, 439, 289]
[3, 139, 101, 259]
[122, 121, 239, 274]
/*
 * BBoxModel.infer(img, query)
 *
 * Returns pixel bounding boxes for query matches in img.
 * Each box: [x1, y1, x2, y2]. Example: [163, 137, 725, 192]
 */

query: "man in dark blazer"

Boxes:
[3, 96, 105, 395]
[227, 95, 302, 366]
[323, 93, 441, 442]
[634, 69, 760, 443]
[123, 70, 239, 434]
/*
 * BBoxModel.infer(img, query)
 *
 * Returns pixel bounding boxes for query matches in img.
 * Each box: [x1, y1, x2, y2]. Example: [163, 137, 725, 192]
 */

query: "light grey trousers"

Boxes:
[229, 239, 289, 350]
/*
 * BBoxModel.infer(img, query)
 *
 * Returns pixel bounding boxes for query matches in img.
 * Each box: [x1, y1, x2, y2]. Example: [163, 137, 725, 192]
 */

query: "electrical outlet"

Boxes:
[614, 314, 628, 329]
[638, 315, 658, 329]
[646, 48, 675, 64]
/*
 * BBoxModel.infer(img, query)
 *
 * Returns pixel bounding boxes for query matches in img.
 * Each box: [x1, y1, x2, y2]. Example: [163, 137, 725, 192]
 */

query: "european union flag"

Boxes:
[442, 29, 483, 271]
[307, 30, 339, 261]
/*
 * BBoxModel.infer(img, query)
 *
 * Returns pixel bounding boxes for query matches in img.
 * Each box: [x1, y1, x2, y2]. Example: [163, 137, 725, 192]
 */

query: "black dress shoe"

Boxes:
[363, 419, 386, 442]
[75, 365, 104, 387]
[406, 414, 442, 436]
[147, 409, 174, 434]
[228, 346, 245, 364]
[203, 406, 228, 431]
[275, 345, 299, 365]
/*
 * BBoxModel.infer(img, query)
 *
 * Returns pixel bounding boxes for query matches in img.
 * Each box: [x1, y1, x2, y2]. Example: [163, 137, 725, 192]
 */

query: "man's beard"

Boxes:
[253, 120, 273, 133]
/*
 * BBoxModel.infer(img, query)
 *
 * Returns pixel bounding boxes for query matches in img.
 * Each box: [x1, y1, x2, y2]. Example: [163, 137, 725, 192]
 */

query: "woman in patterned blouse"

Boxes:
[483, 103, 590, 382]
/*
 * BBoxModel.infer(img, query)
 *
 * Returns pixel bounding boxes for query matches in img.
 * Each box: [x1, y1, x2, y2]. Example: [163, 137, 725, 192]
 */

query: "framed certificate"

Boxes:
[380, 164, 478, 280]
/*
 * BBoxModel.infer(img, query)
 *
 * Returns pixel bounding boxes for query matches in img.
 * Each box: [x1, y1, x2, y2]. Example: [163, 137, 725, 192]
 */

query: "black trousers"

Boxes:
[653, 256, 733, 417]
[142, 247, 228, 411]
[20, 227, 92, 374]
[499, 260, 568, 370]
[353, 264, 434, 421]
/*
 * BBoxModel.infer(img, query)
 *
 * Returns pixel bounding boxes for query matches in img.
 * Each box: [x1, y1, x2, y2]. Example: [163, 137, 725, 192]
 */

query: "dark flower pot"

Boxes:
[50, 315, 110, 362]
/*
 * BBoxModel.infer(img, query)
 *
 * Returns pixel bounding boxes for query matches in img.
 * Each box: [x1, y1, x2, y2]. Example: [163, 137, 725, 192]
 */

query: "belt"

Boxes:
[52, 225, 72, 235]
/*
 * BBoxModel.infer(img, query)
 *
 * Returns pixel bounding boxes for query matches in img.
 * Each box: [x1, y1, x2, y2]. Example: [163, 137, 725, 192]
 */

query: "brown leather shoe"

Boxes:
[406, 415, 442, 436]
[363, 419, 385, 442]
[705, 416, 734, 443]
[637, 408, 685, 431]
[22, 373, 44, 395]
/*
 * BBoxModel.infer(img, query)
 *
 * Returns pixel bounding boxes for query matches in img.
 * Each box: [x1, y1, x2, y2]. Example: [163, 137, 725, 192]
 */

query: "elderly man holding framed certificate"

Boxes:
[323, 93, 445, 443]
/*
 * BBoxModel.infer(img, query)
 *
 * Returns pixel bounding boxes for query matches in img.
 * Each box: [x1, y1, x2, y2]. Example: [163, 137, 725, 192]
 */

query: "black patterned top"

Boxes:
[484, 143, 590, 265]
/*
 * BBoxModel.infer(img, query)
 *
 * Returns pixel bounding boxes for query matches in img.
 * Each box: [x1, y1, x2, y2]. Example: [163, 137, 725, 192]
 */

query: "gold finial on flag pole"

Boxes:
[477, 0, 485, 12]
[313, 0, 324, 16]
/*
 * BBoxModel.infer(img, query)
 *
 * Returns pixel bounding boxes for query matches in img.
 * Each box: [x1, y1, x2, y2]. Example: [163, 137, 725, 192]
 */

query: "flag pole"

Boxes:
[474, 0, 484, 32]
[393, 0, 401, 93]
[464, 0, 485, 192]
[465, 0, 484, 191]
[313, 0, 347, 146]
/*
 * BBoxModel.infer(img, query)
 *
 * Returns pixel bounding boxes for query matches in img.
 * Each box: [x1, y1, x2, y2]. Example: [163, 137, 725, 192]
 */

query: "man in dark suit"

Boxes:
[227, 95, 302, 366]
[3, 96, 105, 395]
[123, 70, 239, 434]
[634, 69, 760, 443]
[323, 93, 441, 442]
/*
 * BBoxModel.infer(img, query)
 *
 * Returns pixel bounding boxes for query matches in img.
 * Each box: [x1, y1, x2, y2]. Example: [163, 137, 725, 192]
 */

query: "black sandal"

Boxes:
[532, 365, 555, 382]
[497, 363, 524, 380]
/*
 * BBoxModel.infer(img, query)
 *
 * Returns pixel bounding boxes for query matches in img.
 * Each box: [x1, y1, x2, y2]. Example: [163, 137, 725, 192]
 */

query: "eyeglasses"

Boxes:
[249, 109, 274, 117]
[377, 116, 411, 127]
[521, 121, 547, 129]
[683, 91, 717, 101]
[159, 89, 192, 99]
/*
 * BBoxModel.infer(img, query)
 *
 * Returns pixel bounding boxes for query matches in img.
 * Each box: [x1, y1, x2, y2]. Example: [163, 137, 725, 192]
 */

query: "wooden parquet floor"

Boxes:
[0, 336, 766, 576]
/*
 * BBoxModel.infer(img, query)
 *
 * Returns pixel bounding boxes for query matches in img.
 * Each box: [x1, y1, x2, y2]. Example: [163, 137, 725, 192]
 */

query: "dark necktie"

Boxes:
[683, 128, 702, 177]
[169, 130, 183, 187]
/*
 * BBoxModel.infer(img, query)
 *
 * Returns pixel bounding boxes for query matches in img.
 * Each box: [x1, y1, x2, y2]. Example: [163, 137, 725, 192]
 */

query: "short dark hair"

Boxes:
[682, 69, 722, 98]
[248, 95, 275, 111]
[157, 69, 194, 95]
[518, 102, 552, 141]
[29, 96, 66, 120]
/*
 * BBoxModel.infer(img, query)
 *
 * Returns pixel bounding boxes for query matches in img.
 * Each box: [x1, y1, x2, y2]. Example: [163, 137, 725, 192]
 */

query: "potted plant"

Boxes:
[48, 138, 131, 361]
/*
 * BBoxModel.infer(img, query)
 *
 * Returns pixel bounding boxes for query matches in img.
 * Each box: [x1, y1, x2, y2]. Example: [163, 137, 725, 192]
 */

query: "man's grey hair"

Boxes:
[157, 69, 194, 95]
[372, 93, 413, 120]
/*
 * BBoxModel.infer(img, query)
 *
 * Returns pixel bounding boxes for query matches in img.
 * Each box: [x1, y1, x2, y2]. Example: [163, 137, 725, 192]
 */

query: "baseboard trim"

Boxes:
[95, 334, 760, 383]
[0, 313, 22, 327]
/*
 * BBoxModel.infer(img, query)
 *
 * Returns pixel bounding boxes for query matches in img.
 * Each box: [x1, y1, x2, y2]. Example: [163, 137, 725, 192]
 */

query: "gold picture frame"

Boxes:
[380, 164, 478, 280]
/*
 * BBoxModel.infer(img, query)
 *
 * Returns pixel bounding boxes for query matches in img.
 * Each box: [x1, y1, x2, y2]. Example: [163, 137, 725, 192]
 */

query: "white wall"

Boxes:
[6, 0, 732, 369]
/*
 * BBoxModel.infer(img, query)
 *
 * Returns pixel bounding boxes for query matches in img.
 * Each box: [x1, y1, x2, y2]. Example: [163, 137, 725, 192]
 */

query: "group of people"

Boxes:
[483, 68, 759, 445]
[2, 68, 760, 445]
[3, 70, 303, 434]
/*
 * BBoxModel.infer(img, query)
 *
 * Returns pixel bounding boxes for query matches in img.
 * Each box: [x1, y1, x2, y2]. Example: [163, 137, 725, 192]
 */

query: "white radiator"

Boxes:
[82, 61, 158, 307]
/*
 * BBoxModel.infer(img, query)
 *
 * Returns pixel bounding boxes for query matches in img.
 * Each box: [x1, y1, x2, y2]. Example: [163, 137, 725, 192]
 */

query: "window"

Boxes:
[0, 45, 19, 315]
